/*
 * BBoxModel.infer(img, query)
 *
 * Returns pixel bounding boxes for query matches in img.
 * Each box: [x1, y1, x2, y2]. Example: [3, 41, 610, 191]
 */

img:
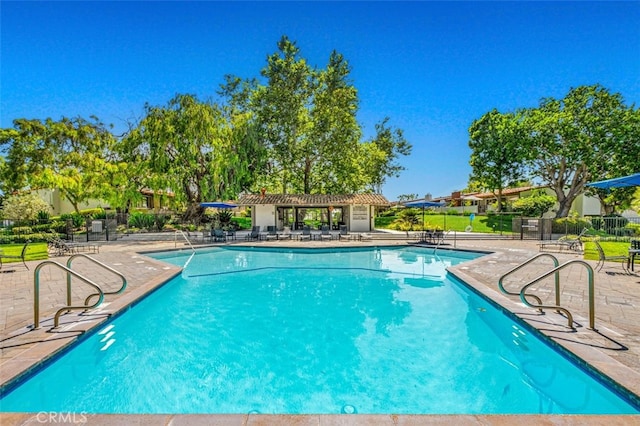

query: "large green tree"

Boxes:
[254, 36, 314, 193]
[0, 116, 117, 213]
[223, 36, 410, 195]
[362, 118, 412, 194]
[468, 109, 528, 212]
[523, 85, 638, 217]
[121, 94, 265, 218]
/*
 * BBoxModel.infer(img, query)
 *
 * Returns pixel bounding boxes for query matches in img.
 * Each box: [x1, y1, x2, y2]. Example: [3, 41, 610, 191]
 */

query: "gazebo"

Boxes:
[236, 193, 390, 232]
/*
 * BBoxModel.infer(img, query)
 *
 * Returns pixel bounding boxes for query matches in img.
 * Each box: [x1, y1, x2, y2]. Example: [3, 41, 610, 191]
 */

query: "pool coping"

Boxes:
[1, 242, 639, 423]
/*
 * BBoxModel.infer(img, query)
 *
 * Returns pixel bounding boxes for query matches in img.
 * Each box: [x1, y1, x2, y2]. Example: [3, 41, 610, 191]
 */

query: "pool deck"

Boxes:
[1, 236, 639, 424]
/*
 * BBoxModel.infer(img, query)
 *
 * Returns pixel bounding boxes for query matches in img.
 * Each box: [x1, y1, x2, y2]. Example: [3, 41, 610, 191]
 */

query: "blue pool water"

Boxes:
[1, 246, 638, 414]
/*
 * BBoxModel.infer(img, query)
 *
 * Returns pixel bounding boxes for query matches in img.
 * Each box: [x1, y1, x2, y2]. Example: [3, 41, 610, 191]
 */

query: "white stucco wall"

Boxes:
[253, 204, 276, 230]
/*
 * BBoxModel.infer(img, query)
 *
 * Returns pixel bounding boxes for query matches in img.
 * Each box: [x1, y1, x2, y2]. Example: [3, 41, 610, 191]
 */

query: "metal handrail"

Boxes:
[519, 260, 595, 330]
[65, 254, 128, 306]
[33, 261, 104, 329]
[433, 230, 451, 254]
[498, 253, 560, 308]
[175, 230, 196, 251]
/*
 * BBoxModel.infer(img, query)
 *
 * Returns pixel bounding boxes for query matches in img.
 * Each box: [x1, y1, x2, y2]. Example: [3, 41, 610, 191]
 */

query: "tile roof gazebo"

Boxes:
[237, 193, 390, 232]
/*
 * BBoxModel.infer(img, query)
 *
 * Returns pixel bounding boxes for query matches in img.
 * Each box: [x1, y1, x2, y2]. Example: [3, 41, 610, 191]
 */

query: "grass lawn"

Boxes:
[0, 242, 49, 263]
[376, 214, 515, 234]
[583, 240, 637, 266]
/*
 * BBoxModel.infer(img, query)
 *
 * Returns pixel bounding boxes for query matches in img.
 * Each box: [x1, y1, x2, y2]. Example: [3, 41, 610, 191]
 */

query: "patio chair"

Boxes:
[538, 228, 588, 253]
[245, 226, 261, 241]
[299, 225, 312, 241]
[265, 226, 279, 241]
[338, 225, 351, 241]
[593, 240, 630, 274]
[319, 225, 332, 241]
[0, 240, 30, 270]
[278, 226, 293, 240]
[46, 233, 99, 256]
[630, 239, 640, 272]
[212, 229, 226, 242]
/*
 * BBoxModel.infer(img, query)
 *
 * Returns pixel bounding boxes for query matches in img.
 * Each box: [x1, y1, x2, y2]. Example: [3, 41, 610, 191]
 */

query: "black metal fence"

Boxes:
[513, 216, 640, 241]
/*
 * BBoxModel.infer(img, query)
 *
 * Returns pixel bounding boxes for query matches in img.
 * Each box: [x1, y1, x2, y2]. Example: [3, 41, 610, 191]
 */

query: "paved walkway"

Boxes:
[1, 236, 639, 424]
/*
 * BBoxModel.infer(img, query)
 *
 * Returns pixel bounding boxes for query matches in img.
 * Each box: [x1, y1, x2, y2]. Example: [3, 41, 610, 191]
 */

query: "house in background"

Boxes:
[237, 193, 390, 232]
[430, 186, 603, 217]
[35, 188, 174, 216]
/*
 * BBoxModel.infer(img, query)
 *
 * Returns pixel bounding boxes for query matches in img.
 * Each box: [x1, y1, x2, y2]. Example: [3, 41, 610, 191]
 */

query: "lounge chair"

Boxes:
[278, 226, 293, 240]
[212, 229, 226, 242]
[0, 240, 30, 270]
[319, 225, 332, 241]
[265, 226, 278, 241]
[299, 225, 312, 241]
[538, 228, 588, 253]
[593, 240, 630, 274]
[338, 225, 351, 241]
[46, 233, 99, 256]
[245, 226, 261, 241]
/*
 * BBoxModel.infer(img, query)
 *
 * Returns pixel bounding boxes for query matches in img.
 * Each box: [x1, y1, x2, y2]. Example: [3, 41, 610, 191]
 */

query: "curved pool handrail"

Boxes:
[34, 261, 105, 329]
[65, 254, 128, 306]
[519, 260, 595, 330]
[498, 253, 560, 308]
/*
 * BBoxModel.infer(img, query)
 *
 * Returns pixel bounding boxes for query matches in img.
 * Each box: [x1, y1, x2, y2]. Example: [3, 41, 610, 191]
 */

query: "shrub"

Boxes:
[154, 214, 170, 231]
[551, 217, 592, 234]
[37, 210, 51, 222]
[11, 226, 33, 235]
[60, 213, 85, 228]
[128, 212, 156, 230]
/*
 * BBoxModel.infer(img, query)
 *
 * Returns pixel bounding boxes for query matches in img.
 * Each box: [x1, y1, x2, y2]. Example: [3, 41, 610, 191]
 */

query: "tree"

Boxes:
[254, 36, 314, 194]
[121, 94, 265, 219]
[468, 109, 528, 212]
[511, 190, 556, 217]
[0, 116, 117, 213]
[363, 118, 412, 193]
[397, 194, 419, 202]
[306, 51, 364, 194]
[523, 85, 637, 218]
[226, 36, 411, 195]
[587, 106, 640, 214]
[1, 192, 51, 221]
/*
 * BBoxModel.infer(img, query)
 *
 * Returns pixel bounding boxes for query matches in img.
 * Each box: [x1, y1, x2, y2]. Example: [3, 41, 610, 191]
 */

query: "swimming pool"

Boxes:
[1, 246, 638, 414]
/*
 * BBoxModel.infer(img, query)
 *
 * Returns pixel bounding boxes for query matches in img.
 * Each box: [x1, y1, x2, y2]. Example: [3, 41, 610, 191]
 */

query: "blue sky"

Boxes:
[2, 1, 639, 201]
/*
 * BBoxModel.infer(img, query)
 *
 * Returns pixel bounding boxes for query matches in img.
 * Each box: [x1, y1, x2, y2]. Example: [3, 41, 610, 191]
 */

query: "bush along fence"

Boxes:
[514, 216, 639, 241]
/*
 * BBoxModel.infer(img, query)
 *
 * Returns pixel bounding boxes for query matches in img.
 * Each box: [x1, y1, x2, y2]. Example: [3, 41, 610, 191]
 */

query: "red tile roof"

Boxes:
[237, 193, 390, 206]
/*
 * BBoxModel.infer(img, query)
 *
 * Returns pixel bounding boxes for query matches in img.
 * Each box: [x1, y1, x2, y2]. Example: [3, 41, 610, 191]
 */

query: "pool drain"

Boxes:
[341, 404, 357, 414]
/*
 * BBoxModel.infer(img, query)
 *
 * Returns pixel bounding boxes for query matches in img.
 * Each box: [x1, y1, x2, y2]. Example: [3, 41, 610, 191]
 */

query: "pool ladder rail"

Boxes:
[33, 253, 127, 329]
[498, 253, 595, 330]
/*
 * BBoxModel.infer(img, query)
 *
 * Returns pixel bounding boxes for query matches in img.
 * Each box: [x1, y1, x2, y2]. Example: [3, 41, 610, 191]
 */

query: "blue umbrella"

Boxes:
[403, 199, 446, 234]
[200, 202, 238, 209]
[587, 173, 640, 189]
[404, 200, 446, 208]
